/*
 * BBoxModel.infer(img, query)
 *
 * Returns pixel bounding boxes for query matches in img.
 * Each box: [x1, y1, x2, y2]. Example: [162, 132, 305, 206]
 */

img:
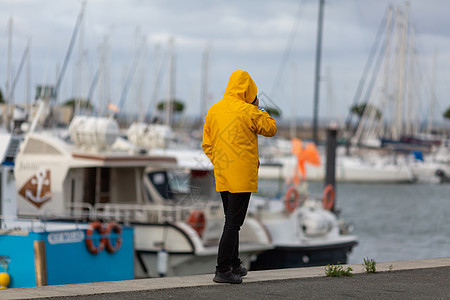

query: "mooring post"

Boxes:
[325, 127, 337, 212]
[34, 240, 47, 286]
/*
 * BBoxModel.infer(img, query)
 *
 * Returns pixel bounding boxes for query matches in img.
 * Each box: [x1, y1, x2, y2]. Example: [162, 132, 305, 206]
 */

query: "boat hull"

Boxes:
[250, 241, 357, 270]
[0, 224, 134, 288]
[133, 222, 271, 278]
[134, 250, 258, 278]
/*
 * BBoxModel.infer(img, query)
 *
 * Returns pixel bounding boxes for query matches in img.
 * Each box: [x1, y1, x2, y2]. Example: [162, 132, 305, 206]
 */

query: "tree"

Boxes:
[157, 100, 185, 113]
[350, 103, 382, 120]
[444, 107, 450, 119]
[63, 98, 94, 111]
[263, 107, 281, 118]
[0, 88, 4, 103]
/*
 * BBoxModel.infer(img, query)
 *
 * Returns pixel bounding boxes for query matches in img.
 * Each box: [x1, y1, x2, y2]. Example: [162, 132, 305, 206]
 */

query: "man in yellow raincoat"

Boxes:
[202, 70, 277, 283]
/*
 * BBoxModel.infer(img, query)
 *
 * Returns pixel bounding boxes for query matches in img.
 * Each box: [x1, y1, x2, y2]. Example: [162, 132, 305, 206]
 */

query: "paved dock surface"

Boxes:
[2, 258, 449, 299]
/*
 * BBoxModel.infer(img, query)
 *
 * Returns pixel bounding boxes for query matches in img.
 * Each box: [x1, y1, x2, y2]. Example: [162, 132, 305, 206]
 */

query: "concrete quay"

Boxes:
[1, 257, 449, 299]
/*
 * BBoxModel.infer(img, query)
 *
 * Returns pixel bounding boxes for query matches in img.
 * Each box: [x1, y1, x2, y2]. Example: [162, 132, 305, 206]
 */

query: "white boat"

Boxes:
[408, 144, 450, 183]
[125, 131, 358, 270]
[12, 116, 272, 278]
[259, 143, 415, 183]
[336, 154, 415, 183]
[0, 129, 135, 288]
[248, 184, 358, 270]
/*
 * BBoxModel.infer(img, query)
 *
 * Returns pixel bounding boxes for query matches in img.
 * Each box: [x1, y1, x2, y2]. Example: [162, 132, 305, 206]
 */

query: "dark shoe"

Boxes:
[232, 265, 248, 277]
[213, 270, 242, 284]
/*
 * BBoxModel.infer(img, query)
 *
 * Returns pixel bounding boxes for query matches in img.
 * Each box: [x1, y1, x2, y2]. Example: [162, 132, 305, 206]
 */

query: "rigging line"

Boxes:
[136, 42, 148, 123]
[118, 37, 146, 113]
[85, 67, 101, 115]
[148, 51, 169, 121]
[51, 2, 86, 105]
[269, 0, 306, 98]
[344, 8, 388, 130]
[9, 43, 30, 103]
[354, 18, 391, 145]
[258, 91, 283, 114]
[399, 17, 440, 123]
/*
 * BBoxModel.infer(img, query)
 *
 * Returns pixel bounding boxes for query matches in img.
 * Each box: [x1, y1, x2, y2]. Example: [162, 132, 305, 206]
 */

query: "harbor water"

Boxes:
[258, 180, 450, 265]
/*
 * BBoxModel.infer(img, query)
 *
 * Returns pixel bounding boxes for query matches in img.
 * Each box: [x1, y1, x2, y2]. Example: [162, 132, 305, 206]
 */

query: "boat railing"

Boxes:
[0, 214, 87, 233]
[93, 203, 192, 224]
[193, 201, 223, 217]
[64, 202, 94, 220]
[61, 201, 222, 224]
[0, 215, 37, 232]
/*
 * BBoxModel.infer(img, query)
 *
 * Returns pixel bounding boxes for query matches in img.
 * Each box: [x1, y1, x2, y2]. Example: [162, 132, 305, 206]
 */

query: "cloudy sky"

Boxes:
[1, 0, 450, 126]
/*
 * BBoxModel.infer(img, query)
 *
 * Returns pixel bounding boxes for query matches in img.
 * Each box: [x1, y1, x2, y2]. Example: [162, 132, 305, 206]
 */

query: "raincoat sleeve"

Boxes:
[202, 114, 214, 163]
[251, 108, 277, 137]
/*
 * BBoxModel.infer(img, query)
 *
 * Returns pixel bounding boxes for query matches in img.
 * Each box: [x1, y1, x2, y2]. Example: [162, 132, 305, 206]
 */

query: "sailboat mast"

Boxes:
[290, 63, 298, 139]
[427, 48, 437, 134]
[76, 2, 86, 113]
[5, 17, 13, 104]
[312, 0, 325, 144]
[52, 1, 86, 104]
[25, 38, 31, 108]
[148, 44, 163, 121]
[378, 6, 393, 139]
[405, 25, 416, 136]
[4, 17, 13, 130]
[165, 38, 175, 126]
[98, 37, 107, 116]
[393, 2, 409, 140]
[200, 45, 210, 122]
[137, 36, 147, 123]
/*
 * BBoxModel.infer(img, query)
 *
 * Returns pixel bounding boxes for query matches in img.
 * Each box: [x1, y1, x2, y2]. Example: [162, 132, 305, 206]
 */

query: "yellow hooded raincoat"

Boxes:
[202, 70, 277, 193]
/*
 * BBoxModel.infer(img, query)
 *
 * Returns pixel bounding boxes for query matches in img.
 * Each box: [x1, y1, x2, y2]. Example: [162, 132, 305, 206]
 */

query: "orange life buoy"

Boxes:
[85, 221, 106, 255]
[284, 186, 300, 213]
[322, 184, 335, 210]
[186, 210, 206, 237]
[104, 222, 123, 254]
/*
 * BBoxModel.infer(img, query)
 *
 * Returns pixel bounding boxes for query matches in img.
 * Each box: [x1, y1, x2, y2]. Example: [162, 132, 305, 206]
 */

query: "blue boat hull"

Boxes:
[0, 226, 134, 288]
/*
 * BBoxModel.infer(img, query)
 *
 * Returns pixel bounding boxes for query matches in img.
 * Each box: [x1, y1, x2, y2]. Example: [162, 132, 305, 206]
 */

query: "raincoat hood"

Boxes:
[224, 70, 258, 104]
[202, 70, 277, 193]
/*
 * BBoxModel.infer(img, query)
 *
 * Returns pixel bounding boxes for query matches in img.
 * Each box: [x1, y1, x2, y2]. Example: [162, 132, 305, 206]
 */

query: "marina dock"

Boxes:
[1, 257, 449, 299]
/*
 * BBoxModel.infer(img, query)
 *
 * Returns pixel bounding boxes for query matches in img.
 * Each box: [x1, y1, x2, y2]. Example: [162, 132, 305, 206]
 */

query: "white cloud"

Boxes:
[1, 0, 449, 124]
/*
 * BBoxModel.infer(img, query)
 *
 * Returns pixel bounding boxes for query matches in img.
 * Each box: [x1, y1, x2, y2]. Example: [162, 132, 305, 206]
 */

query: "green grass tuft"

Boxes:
[362, 257, 377, 273]
[325, 263, 353, 277]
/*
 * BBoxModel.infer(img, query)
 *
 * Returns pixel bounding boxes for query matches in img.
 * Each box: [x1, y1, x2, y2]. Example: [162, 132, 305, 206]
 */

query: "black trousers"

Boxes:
[216, 191, 251, 273]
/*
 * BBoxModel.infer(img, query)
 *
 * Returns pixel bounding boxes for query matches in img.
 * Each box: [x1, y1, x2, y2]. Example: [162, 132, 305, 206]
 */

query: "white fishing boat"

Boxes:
[248, 183, 358, 270]
[0, 129, 135, 289]
[12, 116, 272, 279]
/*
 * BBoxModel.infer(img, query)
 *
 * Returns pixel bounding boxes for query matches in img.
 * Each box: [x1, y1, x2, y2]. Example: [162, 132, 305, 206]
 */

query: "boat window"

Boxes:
[98, 168, 110, 203]
[81, 167, 110, 205]
[22, 138, 62, 155]
[146, 169, 220, 204]
[189, 169, 220, 202]
[83, 168, 96, 206]
[147, 171, 174, 200]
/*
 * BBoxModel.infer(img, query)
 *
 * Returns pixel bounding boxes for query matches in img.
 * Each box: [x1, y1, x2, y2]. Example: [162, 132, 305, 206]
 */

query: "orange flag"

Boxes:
[107, 102, 120, 113]
[291, 138, 321, 184]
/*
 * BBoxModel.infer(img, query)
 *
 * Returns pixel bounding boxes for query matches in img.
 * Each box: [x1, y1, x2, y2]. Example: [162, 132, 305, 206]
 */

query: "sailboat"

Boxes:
[342, 3, 448, 184]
